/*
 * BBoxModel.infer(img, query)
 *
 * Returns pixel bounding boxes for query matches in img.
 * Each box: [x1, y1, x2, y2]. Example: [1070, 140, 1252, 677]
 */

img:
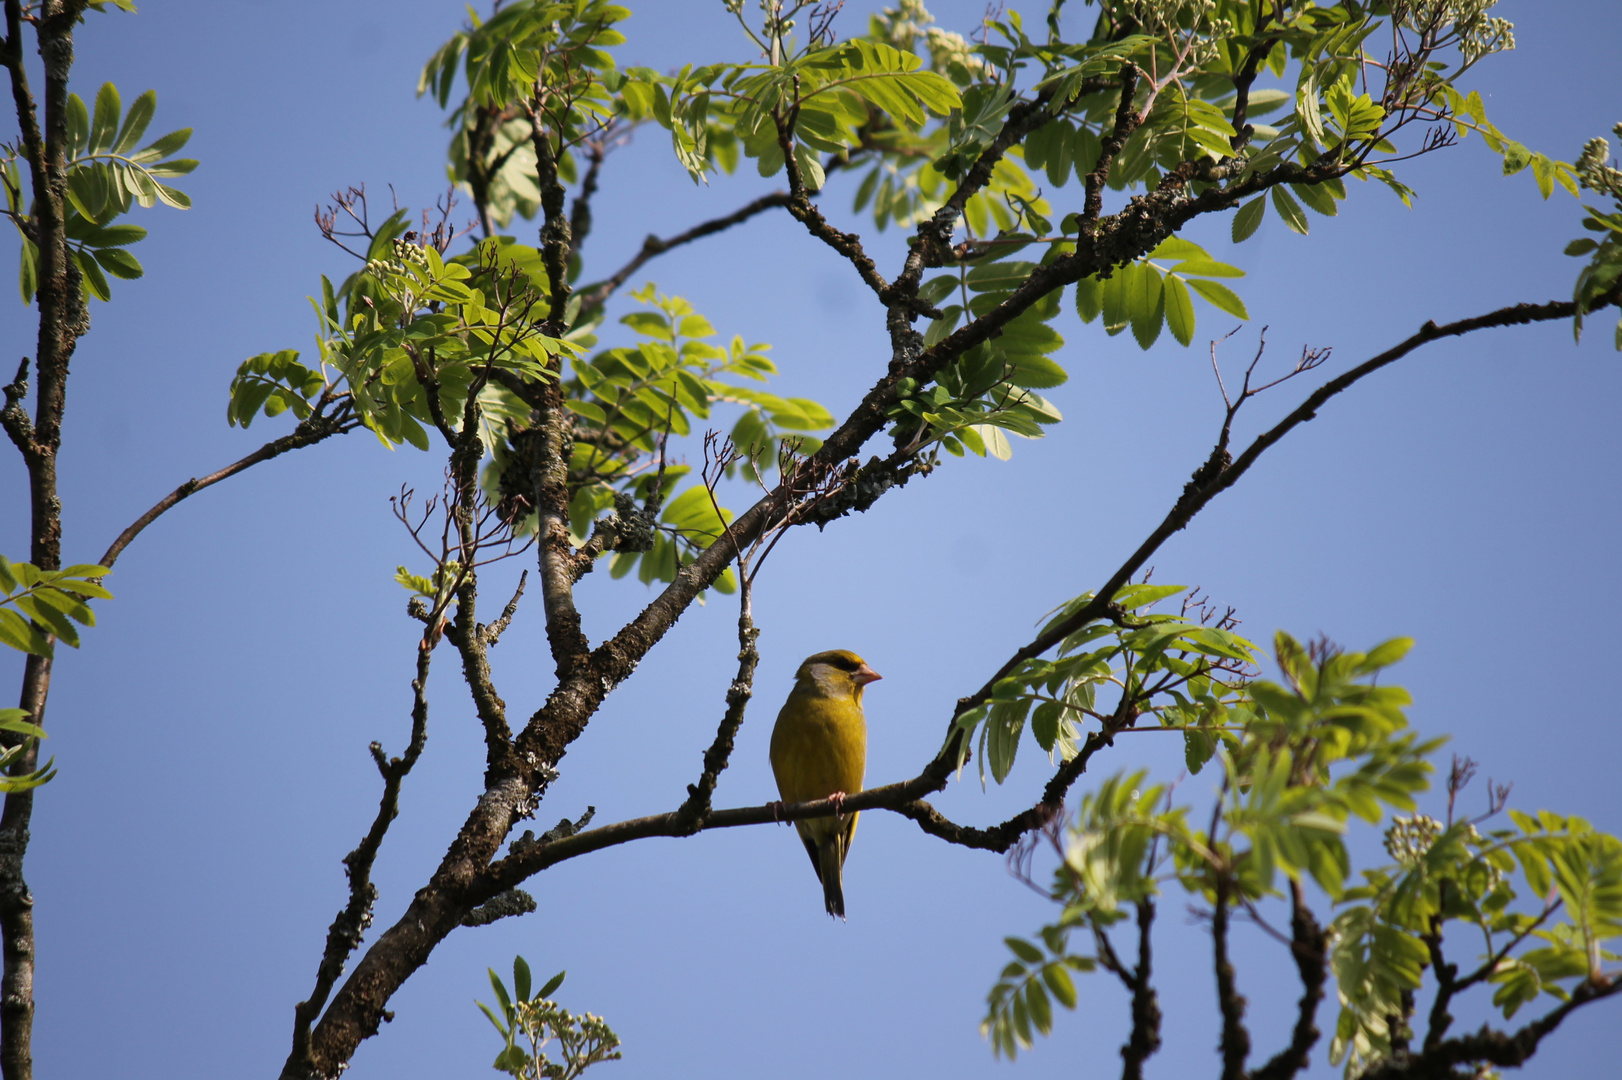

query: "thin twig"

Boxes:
[287, 638, 436, 1074]
[574, 193, 794, 316]
[674, 577, 759, 828]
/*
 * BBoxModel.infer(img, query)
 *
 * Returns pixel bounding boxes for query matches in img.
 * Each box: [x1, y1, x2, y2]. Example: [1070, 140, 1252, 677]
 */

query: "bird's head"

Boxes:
[794, 649, 882, 703]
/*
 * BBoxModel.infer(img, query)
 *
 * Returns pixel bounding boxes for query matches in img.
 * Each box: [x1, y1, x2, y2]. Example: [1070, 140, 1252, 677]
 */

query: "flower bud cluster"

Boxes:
[1576, 128, 1622, 200]
[363, 238, 431, 280]
[1383, 813, 1442, 867]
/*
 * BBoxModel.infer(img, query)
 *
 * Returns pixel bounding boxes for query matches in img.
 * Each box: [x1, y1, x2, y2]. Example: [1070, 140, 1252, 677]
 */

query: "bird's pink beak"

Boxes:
[854, 663, 882, 686]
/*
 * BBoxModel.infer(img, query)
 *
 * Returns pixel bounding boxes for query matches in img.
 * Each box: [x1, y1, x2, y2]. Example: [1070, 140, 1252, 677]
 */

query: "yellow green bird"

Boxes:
[769, 649, 881, 919]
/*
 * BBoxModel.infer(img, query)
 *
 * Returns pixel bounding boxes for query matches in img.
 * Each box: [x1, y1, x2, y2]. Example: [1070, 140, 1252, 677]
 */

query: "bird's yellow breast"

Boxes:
[769, 691, 867, 806]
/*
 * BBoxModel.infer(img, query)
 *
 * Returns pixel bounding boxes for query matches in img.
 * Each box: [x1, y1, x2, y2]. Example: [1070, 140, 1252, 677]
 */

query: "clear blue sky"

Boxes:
[3, 2, 1619, 1078]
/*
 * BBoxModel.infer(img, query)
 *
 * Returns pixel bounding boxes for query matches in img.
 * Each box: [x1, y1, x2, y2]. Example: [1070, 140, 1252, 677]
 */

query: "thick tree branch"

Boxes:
[1213, 878, 1252, 1080]
[445, 398, 519, 774]
[1121, 898, 1163, 1080]
[475, 756, 959, 899]
[3, 7, 90, 1078]
[1359, 975, 1622, 1080]
[520, 104, 592, 681]
[1251, 880, 1329, 1080]
[0, 652, 47, 1080]
[447, 575, 518, 776]
[527, 109, 573, 331]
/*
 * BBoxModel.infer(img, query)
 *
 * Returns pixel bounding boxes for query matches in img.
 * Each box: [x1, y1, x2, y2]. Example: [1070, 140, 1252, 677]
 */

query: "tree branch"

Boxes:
[1228, 9, 1280, 149]
[1121, 898, 1163, 1080]
[527, 108, 572, 331]
[481, 570, 527, 648]
[287, 143, 1622, 1079]
[286, 640, 436, 1076]
[1083, 65, 1143, 232]
[890, 709, 1128, 853]
[444, 396, 520, 774]
[895, 76, 1115, 300]
[674, 579, 759, 829]
[1251, 880, 1329, 1080]
[520, 102, 593, 681]
[4, 6, 91, 1077]
[1359, 975, 1622, 1080]
[0, 357, 33, 459]
[775, 111, 898, 307]
[1213, 877, 1252, 1080]
[944, 291, 1616, 736]
[99, 408, 358, 569]
[476, 756, 959, 900]
[0, 651, 48, 1080]
[566, 137, 605, 265]
[574, 192, 793, 317]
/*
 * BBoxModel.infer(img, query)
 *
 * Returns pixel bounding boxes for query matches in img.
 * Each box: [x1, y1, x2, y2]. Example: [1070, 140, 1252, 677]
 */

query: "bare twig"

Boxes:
[287, 638, 436, 1075]
[575, 192, 794, 316]
[674, 576, 759, 829]
[0, 357, 32, 457]
[100, 408, 359, 570]
[482, 571, 528, 648]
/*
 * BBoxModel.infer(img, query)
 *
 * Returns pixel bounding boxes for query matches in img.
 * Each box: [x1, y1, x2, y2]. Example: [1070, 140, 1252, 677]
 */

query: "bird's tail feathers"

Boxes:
[817, 834, 846, 920]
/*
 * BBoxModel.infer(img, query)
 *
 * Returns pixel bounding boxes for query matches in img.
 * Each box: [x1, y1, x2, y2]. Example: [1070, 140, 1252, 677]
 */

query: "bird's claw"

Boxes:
[829, 791, 848, 821]
[766, 799, 786, 824]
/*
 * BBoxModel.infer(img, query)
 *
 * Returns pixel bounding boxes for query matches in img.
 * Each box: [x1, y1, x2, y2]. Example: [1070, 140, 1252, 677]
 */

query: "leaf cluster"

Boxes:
[5, 82, 193, 302]
[229, 233, 574, 453]
[565, 284, 832, 592]
[0, 708, 54, 794]
[950, 583, 1259, 786]
[1565, 124, 1622, 347]
[983, 630, 1622, 1077]
[0, 555, 112, 657]
[902, 261, 1068, 460]
[479, 957, 622, 1080]
[420, 1, 628, 229]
